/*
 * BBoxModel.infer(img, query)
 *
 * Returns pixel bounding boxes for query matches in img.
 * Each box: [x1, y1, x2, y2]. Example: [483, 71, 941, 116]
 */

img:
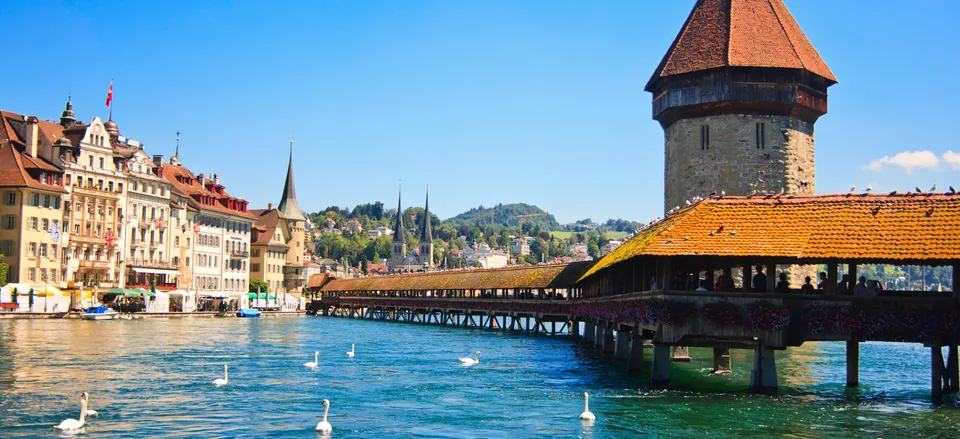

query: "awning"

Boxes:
[130, 267, 180, 275]
[246, 292, 277, 300]
[133, 288, 155, 298]
[104, 288, 143, 297]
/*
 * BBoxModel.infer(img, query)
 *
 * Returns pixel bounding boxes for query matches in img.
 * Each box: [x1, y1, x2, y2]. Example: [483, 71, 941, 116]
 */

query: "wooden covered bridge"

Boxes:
[311, 193, 960, 397]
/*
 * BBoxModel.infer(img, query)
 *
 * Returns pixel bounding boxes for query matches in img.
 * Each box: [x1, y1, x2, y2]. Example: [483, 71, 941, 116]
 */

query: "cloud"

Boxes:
[944, 151, 960, 171]
[865, 150, 940, 174]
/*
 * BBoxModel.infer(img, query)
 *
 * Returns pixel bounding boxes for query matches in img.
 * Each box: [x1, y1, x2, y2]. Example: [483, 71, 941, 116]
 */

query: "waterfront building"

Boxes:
[167, 186, 198, 294]
[160, 158, 255, 301]
[249, 144, 306, 296]
[115, 140, 177, 289]
[648, 0, 836, 213]
[0, 113, 68, 289]
[58, 111, 128, 287]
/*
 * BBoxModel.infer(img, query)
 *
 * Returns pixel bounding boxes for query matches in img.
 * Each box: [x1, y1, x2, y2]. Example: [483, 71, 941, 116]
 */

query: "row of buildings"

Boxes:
[0, 100, 307, 302]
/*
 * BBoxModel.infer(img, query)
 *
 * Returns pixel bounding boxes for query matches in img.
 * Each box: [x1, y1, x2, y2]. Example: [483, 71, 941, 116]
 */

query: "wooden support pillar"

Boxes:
[652, 345, 671, 384]
[614, 330, 629, 361]
[713, 348, 732, 374]
[584, 321, 595, 344]
[947, 344, 959, 393]
[742, 263, 752, 292]
[705, 268, 715, 292]
[750, 347, 778, 392]
[766, 262, 776, 293]
[601, 326, 615, 354]
[953, 263, 959, 299]
[932, 346, 945, 399]
[626, 327, 644, 372]
[672, 346, 691, 362]
[594, 323, 603, 346]
[849, 264, 858, 291]
[846, 340, 859, 387]
[827, 261, 838, 296]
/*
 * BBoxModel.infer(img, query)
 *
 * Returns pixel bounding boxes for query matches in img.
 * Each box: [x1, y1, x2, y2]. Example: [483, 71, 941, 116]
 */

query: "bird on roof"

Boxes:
[949, 186, 957, 195]
[931, 183, 937, 192]
[749, 190, 757, 197]
[709, 191, 717, 197]
[889, 190, 898, 196]
[849, 185, 856, 194]
[915, 186, 923, 194]
[779, 187, 785, 195]
[720, 190, 726, 197]
[865, 185, 872, 193]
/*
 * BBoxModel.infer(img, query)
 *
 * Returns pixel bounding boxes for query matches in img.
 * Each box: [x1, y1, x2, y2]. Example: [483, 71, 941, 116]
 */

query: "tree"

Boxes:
[361, 259, 368, 275]
[0, 254, 7, 286]
[249, 279, 268, 293]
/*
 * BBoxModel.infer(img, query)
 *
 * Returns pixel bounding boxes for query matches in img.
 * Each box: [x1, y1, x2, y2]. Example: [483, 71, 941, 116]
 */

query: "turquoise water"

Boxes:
[1, 316, 958, 438]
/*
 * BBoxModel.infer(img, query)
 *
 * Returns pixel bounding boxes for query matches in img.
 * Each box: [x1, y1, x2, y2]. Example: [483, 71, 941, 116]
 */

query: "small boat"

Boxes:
[81, 306, 118, 321]
[236, 308, 261, 318]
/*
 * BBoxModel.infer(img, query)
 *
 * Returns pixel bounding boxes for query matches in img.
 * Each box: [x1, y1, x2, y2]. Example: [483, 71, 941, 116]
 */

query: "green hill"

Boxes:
[445, 203, 561, 230]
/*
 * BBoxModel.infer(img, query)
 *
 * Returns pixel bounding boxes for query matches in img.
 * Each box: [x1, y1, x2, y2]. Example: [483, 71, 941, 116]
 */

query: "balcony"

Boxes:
[283, 265, 305, 281]
[78, 259, 112, 269]
[230, 250, 249, 258]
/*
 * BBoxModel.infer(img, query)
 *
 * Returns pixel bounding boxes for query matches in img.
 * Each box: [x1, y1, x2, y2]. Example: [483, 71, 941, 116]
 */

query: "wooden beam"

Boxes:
[827, 261, 838, 296]
[766, 262, 776, 293]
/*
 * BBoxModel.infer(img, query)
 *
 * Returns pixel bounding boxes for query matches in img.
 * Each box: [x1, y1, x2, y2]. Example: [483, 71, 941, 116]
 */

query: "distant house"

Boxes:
[323, 218, 336, 229]
[462, 242, 509, 269]
[567, 243, 589, 258]
[344, 218, 362, 233]
[367, 225, 394, 239]
[510, 237, 531, 256]
[367, 263, 388, 275]
[600, 240, 623, 256]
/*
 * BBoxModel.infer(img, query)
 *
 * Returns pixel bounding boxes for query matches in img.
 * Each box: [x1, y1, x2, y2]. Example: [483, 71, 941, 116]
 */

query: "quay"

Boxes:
[310, 193, 960, 398]
[0, 310, 305, 319]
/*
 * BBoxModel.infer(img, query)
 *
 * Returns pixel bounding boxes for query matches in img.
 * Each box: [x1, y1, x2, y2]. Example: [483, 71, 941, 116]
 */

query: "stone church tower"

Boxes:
[647, 0, 837, 213]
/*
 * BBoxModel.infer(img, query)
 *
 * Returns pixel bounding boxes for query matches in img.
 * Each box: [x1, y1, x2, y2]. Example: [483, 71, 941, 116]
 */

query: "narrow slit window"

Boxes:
[756, 122, 766, 149]
[700, 125, 710, 150]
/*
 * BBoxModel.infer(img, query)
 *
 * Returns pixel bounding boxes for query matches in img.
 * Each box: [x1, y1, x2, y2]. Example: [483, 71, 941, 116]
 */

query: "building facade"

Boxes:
[0, 114, 68, 289]
[250, 145, 306, 296]
[647, 0, 836, 213]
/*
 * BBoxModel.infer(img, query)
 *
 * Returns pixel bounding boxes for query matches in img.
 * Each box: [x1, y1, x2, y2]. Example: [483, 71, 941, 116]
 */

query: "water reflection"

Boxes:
[0, 318, 958, 438]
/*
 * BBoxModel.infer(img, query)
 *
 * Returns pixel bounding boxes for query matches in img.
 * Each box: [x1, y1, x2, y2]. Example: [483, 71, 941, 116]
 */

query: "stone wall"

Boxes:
[663, 114, 816, 213]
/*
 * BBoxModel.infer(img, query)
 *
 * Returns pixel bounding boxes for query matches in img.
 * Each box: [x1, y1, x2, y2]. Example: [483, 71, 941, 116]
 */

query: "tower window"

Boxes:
[756, 122, 766, 149]
[700, 125, 709, 150]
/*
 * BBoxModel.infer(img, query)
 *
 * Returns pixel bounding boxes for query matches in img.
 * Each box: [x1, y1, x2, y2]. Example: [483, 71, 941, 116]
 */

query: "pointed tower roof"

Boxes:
[170, 131, 181, 166]
[59, 96, 76, 128]
[645, 0, 837, 91]
[276, 137, 305, 221]
[393, 184, 404, 243]
[421, 185, 433, 243]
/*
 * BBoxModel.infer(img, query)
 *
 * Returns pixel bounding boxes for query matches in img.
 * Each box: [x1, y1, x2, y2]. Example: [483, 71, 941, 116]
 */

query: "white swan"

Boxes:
[213, 364, 229, 387]
[346, 344, 355, 357]
[82, 392, 98, 417]
[580, 392, 596, 421]
[304, 351, 319, 369]
[315, 399, 332, 433]
[458, 351, 480, 365]
[55, 392, 87, 431]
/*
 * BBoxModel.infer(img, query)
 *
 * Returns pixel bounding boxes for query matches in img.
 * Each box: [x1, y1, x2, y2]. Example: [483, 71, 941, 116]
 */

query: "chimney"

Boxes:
[197, 173, 205, 186]
[152, 155, 163, 167]
[213, 173, 220, 184]
[24, 116, 39, 158]
[268, 202, 274, 210]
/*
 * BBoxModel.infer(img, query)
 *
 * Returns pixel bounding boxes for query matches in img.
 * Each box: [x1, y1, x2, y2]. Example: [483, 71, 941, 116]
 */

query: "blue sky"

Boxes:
[1, 1, 958, 224]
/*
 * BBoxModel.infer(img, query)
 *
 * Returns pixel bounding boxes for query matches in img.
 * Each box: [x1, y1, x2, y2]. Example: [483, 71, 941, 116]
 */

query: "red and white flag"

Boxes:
[105, 81, 113, 108]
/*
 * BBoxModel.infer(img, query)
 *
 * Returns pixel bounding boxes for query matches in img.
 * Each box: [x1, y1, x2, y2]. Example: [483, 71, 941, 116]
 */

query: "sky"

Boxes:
[1, 0, 958, 224]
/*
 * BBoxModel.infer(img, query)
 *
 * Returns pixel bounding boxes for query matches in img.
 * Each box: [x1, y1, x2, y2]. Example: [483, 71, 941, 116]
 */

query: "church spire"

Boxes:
[393, 182, 404, 244]
[421, 184, 432, 243]
[59, 95, 76, 128]
[277, 135, 306, 221]
[170, 131, 181, 166]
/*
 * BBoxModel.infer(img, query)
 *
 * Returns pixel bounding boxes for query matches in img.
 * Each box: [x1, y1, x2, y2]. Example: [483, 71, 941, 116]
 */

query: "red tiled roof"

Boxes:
[307, 273, 333, 289]
[582, 193, 960, 280]
[159, 163, 256, 220]
[322, 262, 595, 292]
[251, 208, 288, 246]
[0, 140, 67, 193]
[646, 0, 837, 91]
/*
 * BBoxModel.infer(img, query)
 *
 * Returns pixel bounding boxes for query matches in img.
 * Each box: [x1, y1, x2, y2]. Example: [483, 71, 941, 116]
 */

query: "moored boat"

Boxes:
[81, 306, 118, 321]
[236, 308, 261, 318]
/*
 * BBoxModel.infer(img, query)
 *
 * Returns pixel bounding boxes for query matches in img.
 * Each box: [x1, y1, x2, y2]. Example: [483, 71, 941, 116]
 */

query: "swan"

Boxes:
[315, 399, 332, 433]
[346, 344, 355, 357]
[55, 392, 87, 431]
[82, 392, 98, 417]
[213, 364, 229, 387]
[458, 351, 480, 365]
[304, 351, 319, 369]
[580, 392, 596, 421]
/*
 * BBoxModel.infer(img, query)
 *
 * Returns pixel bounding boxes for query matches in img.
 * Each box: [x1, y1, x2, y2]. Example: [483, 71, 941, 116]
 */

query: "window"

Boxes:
[28, 242, 37, 257]
[88, 156, 94, 168]
[186, 257, 190, 267]
[28, 217, 38, 230]
[1, 240, 15, 255]
[50, 270, 57, 282]
[42, 218, 49, 231]
[252, 263, 260, 272]
[756, 122, 766, 149]
[99, 157, 105, 169]
[28, 268, 36, 282]
[52, 197, 60, 209]
[700, 125, 710, 150]
[4, 192, 15, 205]
[175, 236, 180, 247]
[39, 243, 48, 258]
[42, 195, 49, 208]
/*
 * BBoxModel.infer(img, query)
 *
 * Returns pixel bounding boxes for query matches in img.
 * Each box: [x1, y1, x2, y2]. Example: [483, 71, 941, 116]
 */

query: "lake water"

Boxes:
[1, 316, 958, 438]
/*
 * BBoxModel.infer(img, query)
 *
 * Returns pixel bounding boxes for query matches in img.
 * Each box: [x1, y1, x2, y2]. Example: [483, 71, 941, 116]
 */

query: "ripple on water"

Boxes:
[1, 319, 960, 438]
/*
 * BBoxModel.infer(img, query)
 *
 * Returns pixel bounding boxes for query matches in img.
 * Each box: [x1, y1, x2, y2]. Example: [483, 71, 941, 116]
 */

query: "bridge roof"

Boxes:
[581, 193, 960, 280]
[321, 261, 595, 292]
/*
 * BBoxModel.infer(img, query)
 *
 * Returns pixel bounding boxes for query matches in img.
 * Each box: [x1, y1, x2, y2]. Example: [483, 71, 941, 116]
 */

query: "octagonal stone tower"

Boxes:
[647, 0, 837, 213]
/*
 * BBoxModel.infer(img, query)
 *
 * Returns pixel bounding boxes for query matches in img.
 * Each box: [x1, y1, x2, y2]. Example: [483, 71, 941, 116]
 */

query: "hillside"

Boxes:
[444, 203, 561, 230]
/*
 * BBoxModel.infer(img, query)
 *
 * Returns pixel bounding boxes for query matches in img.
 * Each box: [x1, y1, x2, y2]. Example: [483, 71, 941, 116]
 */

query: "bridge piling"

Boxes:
[933, 346, 945, 398]
[750, 347, 778, 392]
[601, 326, 615, 354]
[713, 348, 732, 374]
[614, 329, 629, 361]
[584, 321, 595, 344]
[571, 320, 580, 339]
[846, 341, 859, 387]
[947, 344, 959, 393]
[652, 345, 671, 384]
[594, 324, 603, 347]
[626, 327, 644, 372]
